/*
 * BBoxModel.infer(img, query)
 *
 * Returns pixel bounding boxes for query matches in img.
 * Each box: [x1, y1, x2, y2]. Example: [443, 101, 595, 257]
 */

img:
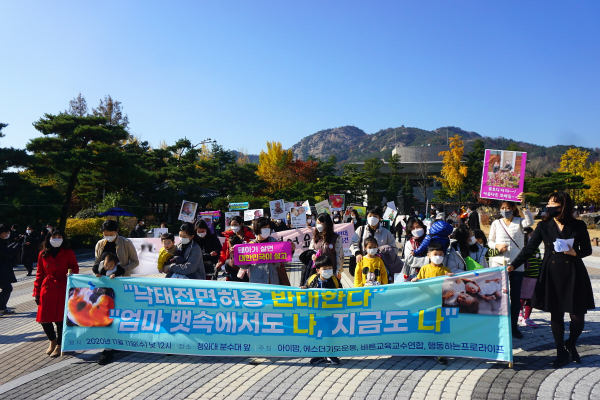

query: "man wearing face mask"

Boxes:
[0, 224, 18, 316]
[20, 225, 39, 276]
[349, 207, 397, 268]
[133, 219, 146, 239]
[93, 220, 139, 278]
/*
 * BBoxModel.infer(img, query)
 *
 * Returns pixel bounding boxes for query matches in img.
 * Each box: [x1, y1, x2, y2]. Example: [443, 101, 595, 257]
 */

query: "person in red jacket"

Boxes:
[216, 216, 255, 281]
[33, 230, 79, 357]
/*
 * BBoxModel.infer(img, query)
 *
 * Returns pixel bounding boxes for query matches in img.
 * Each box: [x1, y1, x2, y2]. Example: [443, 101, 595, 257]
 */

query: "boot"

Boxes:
[46, 340, 57, 355]
[50, 344, 61, 357]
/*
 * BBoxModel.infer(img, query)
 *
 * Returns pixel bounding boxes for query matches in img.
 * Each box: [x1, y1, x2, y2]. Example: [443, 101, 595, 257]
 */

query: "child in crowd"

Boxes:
[519, 227, 541, 327]
[223, 235, 248, 282]
[464, 278, 506, 300]
[308, 255, 341, 366]
[412, 241, 454, 365]
[157, 233, 178, 273]
[95, 253, 125, 278]
[354, 237, 388, 287]
[473, 229, 501, 265]
[412, 220, 454, 257]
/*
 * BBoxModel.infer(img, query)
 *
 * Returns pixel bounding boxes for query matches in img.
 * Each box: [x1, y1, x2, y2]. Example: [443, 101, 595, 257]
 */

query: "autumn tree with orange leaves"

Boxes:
[256, 141, 295, 192]
[436, 134, 468, 197]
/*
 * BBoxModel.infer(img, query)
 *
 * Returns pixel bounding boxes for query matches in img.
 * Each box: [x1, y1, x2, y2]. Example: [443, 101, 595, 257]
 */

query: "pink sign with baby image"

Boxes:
[480, 149, 527, 202]
[233, 241, 292, 265]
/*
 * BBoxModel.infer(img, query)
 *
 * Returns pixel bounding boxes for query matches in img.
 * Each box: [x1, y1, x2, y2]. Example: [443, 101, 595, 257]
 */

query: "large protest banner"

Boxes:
[480, 149, 527, 202]
[271, 222, 354, 257]
[62, 268, 512, 362]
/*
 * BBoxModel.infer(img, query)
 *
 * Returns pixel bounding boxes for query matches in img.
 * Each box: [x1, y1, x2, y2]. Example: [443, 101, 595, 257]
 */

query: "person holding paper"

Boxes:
[309, 214, 344, 283]
[509, 191, 594, 368]
[488, 192, 533, 340]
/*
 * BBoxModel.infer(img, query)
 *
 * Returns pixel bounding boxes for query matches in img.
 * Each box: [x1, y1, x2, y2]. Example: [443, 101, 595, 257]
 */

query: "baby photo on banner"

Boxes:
[480, 149, 527, 201]
[225, 211, 240, 228]
[244, 209, 263, 221]
[290, 207, 307, 228]
[178, 200, 198, 223]
[442, 270, 509, 315]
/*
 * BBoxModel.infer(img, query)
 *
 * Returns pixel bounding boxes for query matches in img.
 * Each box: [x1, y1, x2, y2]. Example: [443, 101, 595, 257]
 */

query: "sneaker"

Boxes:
[326, 357, 340, 365]
[0, 310, 15, 315]
[98, 350, 114, 365]
[525, 318, 538, 327]
[309, 357, 325, 365]
[437, 356, 448, 365]
[518, 316, 526, 327]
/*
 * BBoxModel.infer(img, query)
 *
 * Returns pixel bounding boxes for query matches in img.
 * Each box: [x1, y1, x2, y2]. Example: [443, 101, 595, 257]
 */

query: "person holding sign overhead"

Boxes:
[509, 192, 594, 368]
[488, 192, 533, 340]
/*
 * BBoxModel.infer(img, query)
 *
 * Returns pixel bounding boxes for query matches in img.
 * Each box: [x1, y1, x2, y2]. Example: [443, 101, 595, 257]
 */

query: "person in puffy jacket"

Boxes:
[412, 220, 454, 257]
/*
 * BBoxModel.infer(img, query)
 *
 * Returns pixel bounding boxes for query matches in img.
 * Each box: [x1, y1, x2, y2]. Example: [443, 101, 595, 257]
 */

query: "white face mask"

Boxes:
[260, 228, 271, 238]
[26, 230, 32, 234]
[316, 224, 325, 232]
[411, 228, 424, 238]
[140, 221, 145, 225]
[46, 227, 52, 232]
[50, 238, 63, 248]
[320, 269, 333, 279]
[180, 237, 190, 245]
[198, 232, 207, 238]
[430, 255, 444, 265]
[469, 236, 477, 245]
[367, 216, 379, 227]
[366, 248, 378, 255]
[231, 226, 240, 233]
[104, 235, 116, 242]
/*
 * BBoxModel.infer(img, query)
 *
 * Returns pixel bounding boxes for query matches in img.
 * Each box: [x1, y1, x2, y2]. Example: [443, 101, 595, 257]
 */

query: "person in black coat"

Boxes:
[194, 220, 222, 279]
[20, 225, 39, 276]
[467, 205, 480, 232]
[0, 224, 17, 315]
[510, 191, 594, 368]
[133, 219, 145, 238]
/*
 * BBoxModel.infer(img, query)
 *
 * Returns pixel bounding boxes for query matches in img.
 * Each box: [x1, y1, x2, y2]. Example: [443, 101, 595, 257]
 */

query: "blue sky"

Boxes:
[1, 1, 599, 154]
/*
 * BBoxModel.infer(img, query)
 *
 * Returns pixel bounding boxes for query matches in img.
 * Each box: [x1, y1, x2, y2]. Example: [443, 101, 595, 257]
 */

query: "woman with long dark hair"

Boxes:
[510, 191, 594, 368]
[306, 213, 343, 284]
[401, 217, 428, 277]
[33, 230, 79, 357]
[194, 219, 222, 279]
[450, 224, 488, 268]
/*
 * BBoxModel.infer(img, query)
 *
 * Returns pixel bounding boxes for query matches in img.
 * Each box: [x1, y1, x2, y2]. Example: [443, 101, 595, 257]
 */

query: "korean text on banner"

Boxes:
[233, 241, 292, 265]
[480, 149, 527, 202]
[62, 268, 512, 363]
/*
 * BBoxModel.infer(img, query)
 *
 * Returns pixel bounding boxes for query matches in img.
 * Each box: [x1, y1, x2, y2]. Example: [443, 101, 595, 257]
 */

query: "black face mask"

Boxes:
[547, 206, 562, 218]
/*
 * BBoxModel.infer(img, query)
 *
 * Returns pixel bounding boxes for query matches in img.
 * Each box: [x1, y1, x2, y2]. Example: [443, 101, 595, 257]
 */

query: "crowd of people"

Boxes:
[0, 191, 594, 369]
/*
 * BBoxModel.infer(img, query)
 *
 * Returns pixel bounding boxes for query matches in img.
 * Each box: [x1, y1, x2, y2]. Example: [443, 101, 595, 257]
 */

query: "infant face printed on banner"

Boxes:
[441, 271, 509, 316]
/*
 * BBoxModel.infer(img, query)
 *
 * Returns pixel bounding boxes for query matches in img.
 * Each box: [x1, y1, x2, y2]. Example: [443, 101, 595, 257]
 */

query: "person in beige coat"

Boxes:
[93, 220, 139, 366]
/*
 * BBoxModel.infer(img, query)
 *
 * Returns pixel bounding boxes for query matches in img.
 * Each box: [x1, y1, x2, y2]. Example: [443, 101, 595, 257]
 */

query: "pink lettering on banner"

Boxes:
[233, 241, 292, 265]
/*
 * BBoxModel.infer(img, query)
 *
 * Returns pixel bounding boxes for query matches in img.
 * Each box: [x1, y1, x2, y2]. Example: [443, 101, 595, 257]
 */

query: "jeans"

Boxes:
[509, 271, 524, 330]
[0, 284, 13, 310]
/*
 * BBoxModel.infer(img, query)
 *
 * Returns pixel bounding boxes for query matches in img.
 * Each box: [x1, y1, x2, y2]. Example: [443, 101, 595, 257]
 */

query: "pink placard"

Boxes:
[480, 149, 527, 202]
[233, 241, 292, 265]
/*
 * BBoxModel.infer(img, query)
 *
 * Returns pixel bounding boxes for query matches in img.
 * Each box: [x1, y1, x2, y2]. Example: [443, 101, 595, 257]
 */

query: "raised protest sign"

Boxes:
[178, 200, 197, 223]
[198, 211, 220, 233]
[315, 200, 331, 215]
[62, 268, 512, 363]
[229, 202, 250, 211]
[233, 241, 292, 265]
[480, 149, 527, 202]
[329, 194, 344, 211]
[271, 222, 354, 257]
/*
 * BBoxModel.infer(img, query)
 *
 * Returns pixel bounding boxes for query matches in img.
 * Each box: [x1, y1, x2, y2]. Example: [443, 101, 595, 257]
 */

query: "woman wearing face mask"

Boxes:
[239, 217, 292, 285]
[216, 216, 255, 280]
[33, 230, 79, 357]
[93, 220, 139, 278]
[164, 222, 205, 280]
[488, 192, 532, 340]
[20, 225, 39, 276]
[448, 224, 488, 270]
[306, 214, 344, 284]
[193, 220, 222, 279]
[0, 224, 18, 316]
[509, 192, 594, 368]
[401, 218, 429, 277]
[41, 223, 54, 238]
[349, 207, 397, 267]
[346, 209, 361, 231]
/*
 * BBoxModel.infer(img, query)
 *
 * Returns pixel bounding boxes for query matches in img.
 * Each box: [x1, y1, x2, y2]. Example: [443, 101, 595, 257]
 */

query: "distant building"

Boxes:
[352, 144, 450, 203]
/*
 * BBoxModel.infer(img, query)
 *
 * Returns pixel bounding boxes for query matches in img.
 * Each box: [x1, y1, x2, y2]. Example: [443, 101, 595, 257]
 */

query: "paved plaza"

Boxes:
[1, 254, 600, 400]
